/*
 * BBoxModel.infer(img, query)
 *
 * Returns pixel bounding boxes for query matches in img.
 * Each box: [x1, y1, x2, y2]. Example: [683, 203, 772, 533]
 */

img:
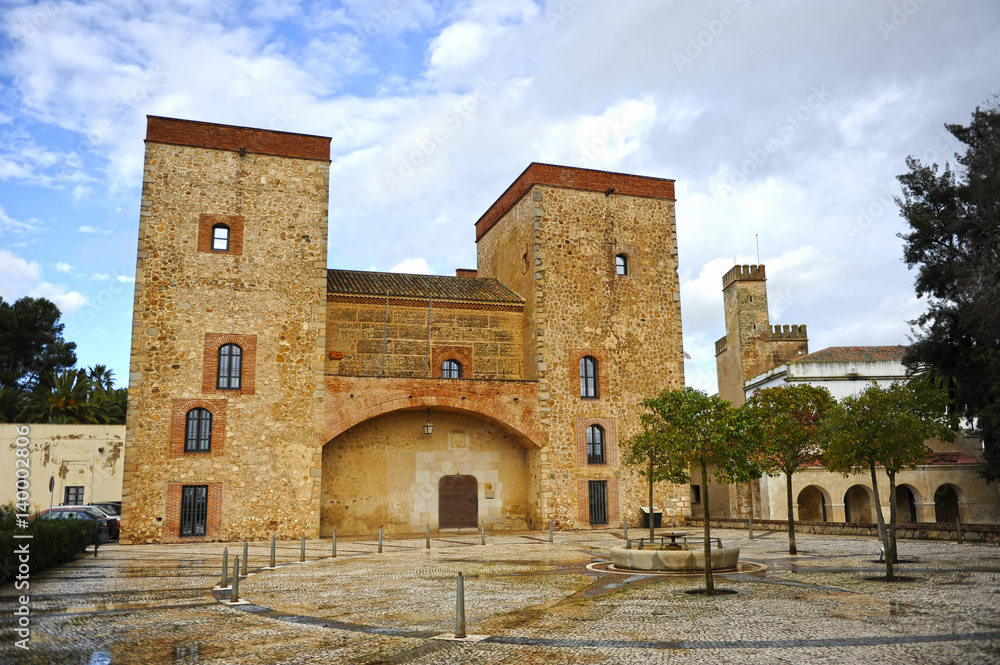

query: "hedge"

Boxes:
[0, 503, 96, 584]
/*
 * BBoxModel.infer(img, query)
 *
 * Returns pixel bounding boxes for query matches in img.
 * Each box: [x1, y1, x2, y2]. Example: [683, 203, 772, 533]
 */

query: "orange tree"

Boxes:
[622, 387, 757, 594]
[822, 381, 952, 580]
[745, 385, 836, 555]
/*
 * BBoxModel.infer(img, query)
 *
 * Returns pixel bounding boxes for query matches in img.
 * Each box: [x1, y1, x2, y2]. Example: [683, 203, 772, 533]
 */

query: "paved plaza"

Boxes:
[2, 528, 1000, 664]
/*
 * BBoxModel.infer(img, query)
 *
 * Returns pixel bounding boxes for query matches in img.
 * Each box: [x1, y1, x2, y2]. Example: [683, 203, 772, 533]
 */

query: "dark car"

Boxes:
[88, 505, 122, 539]
[35, 506, 111, 543]
[90, 501, 122, 516]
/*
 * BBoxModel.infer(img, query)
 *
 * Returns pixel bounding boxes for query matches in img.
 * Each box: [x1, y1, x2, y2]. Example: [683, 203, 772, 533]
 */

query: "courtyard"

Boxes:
[3, 528, 1000, 664]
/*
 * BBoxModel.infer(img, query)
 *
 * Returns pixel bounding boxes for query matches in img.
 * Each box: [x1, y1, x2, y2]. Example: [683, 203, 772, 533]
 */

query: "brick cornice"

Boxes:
[146, 116, 331, 162]
[475, 163, 676, 241]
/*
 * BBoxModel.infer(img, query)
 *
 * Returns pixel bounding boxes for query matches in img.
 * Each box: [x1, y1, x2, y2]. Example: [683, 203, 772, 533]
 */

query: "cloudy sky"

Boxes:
[1, 0, 997, 392]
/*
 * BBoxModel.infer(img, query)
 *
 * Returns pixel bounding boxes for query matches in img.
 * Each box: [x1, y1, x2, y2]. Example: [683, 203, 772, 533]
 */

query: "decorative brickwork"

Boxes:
[568, 349, 609, 400]
[163, 481, 222, 543]
[201, 333, 257, 395]
[577, 477, 620, 528]
[197, 214, 244, 255]
[146, 116, 331, 162]
[431, 345, 474, 378]
[169, 399, 227, 458]
[574, 417, 618, 467]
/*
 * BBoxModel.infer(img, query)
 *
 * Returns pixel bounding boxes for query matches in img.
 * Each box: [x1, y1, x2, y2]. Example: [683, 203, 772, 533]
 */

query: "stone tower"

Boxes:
[715, 265, 808, 407]
[121, 117, 331, 544]
[475, 164, 688, 528]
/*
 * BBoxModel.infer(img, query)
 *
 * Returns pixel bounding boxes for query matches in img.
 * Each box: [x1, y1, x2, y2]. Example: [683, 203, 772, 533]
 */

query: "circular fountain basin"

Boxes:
[609, 545, 741, 572]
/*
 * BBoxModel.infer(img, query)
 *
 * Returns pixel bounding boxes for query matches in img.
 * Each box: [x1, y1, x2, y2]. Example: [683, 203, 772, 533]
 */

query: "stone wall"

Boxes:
[122, 118, 330, 544]
[325, 299, 524, 379]
[687, 516, 1000, 544]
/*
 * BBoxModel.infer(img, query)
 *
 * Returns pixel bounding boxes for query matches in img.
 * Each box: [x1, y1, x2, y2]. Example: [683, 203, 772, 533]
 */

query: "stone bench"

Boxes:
[610, 545, 740, 572]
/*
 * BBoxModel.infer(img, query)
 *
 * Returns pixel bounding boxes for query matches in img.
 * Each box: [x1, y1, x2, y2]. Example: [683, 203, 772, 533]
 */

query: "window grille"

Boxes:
[64, 486, 84, 505]
[580, 356, 598, 398]
[587, 425, 605, 464]
[184, 408, 212, 452]
[217, 344, 243, 390]
[180, 485, 208, 537]
[588, 480, 608, 525]
[442, 359, 462, 379]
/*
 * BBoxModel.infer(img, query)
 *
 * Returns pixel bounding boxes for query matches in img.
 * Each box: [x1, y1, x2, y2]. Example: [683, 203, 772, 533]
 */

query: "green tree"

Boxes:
[0, 296, 77, 390]
[0, 387, 26, 423]
[622, 387, 752, 594]
[20, 369, 108, 424]
[895, 98, 1000, 477]
[87, 364, 116, 392]
[822, 381, 953, 580]
[746, 385, 836, 555]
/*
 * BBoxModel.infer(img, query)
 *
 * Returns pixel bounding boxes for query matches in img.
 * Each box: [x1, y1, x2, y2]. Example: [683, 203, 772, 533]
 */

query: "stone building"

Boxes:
[121, 117, 688, 544]
[713, 263, 1000, 525]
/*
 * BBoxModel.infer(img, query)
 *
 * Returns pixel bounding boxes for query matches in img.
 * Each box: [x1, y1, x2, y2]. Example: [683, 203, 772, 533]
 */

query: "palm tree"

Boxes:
[87, 364, 116, 392]
[0, 387, 26, 423]
[21, 369, 108, 424]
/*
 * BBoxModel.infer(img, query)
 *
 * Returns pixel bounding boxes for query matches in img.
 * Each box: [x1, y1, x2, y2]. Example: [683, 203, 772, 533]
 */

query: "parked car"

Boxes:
[90, 501, 122, 516]
[88, 505, 122, 539]
[35, 506, 111, 543]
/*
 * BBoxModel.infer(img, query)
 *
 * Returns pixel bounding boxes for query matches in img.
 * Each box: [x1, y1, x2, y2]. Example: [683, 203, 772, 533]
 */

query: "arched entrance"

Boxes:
[797, 485, 828, 522]
[895, 485, 919, 524]
[934, 484, 961, 523]
[439, 475, 478, 528]
[844, 485, 874, 524]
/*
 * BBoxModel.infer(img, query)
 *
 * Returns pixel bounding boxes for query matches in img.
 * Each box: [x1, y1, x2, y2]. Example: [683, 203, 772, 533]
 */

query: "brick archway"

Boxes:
[320, 376, 546, 449]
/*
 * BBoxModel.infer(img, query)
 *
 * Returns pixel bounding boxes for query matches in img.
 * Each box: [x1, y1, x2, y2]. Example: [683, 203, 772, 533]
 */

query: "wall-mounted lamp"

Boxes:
[423, 408, 434, 435]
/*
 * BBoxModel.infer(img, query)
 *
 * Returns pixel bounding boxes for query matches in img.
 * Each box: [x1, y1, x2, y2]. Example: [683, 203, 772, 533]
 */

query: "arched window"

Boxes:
[441, 359, 462, 379]
[615, 254, 628, 275]
[217, 343, 243, 390]
[586, 424, 605, 464]
[184, 408, 212, 453]
[212, 224, 230, 251]
[580, 356, 598, 398]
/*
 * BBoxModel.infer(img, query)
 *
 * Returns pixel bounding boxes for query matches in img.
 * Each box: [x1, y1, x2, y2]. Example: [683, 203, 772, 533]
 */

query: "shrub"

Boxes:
[0, 503, 95, 584]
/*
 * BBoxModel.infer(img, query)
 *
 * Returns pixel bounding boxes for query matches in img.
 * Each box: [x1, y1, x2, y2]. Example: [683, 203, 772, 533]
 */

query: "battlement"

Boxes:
[722, 264, 766, 290]
[771, 324, 807, 340]
[715, 336, 728, 357]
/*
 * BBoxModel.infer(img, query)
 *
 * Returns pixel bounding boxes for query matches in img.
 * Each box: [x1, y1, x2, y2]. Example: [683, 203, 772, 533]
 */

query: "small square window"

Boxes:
[212, 225, 230, 252]
[615, 254, 628, 276]
[691, 485, 701, 505]
[64, 486, 84, 505]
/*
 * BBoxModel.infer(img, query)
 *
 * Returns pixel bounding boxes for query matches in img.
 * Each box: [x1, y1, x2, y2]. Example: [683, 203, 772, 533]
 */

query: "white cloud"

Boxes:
[78, 225, 111, 234]
[55, 262, 73, 273]
[388, 258, 432, 274]
[0, 203, 42, 236]
[0, 249, 88, 313]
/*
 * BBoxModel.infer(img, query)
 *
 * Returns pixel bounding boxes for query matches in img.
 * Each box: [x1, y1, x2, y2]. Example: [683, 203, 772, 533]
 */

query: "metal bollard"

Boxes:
[300, 532, 306, 562]
[221, 547, 229, 587]
[626, 539, 632, 550]
[638, 538, 644, 551]
[455, 571, 467, 639]
[548, 519, 553, 543]
[623, 517, 628, 540]
[332, 531, 337, 558]
[242, 540, 248, 576]
[270, 536, 276, 568]
[957, 517, 963, 544]
[481, 521, 485, 545]
[231, 556, 240, 602]
[748, 516, 754, 541]
[426, 523, 431, 549]
[94, 523, 99, 557]
[378, 527, 383, 553]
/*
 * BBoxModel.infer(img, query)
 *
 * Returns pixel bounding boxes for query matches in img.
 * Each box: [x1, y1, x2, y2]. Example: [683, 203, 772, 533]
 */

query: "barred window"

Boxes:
[580, 356, 598, 398]
[64, 486, 84, 505]
[587, 425, 605, 464]
[180, 485, 208, 537]
[217, 344, 243, 390]
[212, 225, 230, 251]
[588, 480, 608, 525]
[184, 408, 212, 453]
[442, 359, 462, 379]
[615, 254, 628, 275]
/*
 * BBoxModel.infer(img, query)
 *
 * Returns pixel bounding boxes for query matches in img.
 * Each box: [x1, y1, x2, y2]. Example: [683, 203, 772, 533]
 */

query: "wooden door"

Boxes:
[439, 475, 478, 528]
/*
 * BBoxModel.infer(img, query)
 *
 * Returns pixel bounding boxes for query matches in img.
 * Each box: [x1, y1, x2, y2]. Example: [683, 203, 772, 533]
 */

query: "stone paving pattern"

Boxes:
[2, 528, 1000, 663]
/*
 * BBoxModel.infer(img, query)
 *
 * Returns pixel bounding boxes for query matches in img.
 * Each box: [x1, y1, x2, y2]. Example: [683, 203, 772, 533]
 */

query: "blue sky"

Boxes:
[1, 0, 999, 392]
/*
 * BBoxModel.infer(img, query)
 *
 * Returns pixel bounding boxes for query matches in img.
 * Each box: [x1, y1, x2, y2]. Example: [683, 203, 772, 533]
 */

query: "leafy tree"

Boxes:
[0, 296, 77, 390]
[0, 387, 26, 423]
[822, 381, 952, 580]
[20, 369, 108, 424]
[87, 364, 116, 392]
[622, 387, 753, 594]
[746, 385, 836, 555]
[895, 98, 1000, 477]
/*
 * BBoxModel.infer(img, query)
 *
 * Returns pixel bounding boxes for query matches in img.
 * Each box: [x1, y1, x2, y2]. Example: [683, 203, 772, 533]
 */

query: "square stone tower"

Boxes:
[121, 117, 331, 543]
[475, 164, 688, 528]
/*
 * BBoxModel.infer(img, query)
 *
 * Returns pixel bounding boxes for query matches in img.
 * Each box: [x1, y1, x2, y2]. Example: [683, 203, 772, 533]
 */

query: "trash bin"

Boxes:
[640, 505, 662, 528]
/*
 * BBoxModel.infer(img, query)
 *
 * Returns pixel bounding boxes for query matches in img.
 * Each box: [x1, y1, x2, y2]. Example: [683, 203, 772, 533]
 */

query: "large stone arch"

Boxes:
[895, 483, 922, 524]
[934, 483, 966, 524]
[844, 484, 875, 524]
[797, 485, 830, 522]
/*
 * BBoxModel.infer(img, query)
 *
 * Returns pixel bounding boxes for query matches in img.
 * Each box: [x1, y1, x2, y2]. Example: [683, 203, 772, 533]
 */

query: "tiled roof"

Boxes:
[926, 452, 981, 466]
[326, 269, 524, 304]
[791, 345, 908, 364]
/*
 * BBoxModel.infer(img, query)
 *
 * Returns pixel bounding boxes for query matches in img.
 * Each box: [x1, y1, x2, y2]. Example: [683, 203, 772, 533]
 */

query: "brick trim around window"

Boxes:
[574, 417, 618, 467]
[197, 214, 245, 255]
[577, 477, 620, 528]
[164, 481, 223, 543]
[431, 345, 474, 378]
[169, 399, 227, 458]
[568, 349, 608, 400]
[202, 333, 257, 395]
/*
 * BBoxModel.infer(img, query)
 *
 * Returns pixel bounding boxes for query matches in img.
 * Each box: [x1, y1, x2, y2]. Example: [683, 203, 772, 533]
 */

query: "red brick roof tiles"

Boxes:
[791, 345, 909, 364]
[326, 269, 524, 304]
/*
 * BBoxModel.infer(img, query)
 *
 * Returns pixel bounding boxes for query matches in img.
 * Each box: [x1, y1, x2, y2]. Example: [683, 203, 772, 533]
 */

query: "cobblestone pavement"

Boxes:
[3, 528, 1000, 664]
